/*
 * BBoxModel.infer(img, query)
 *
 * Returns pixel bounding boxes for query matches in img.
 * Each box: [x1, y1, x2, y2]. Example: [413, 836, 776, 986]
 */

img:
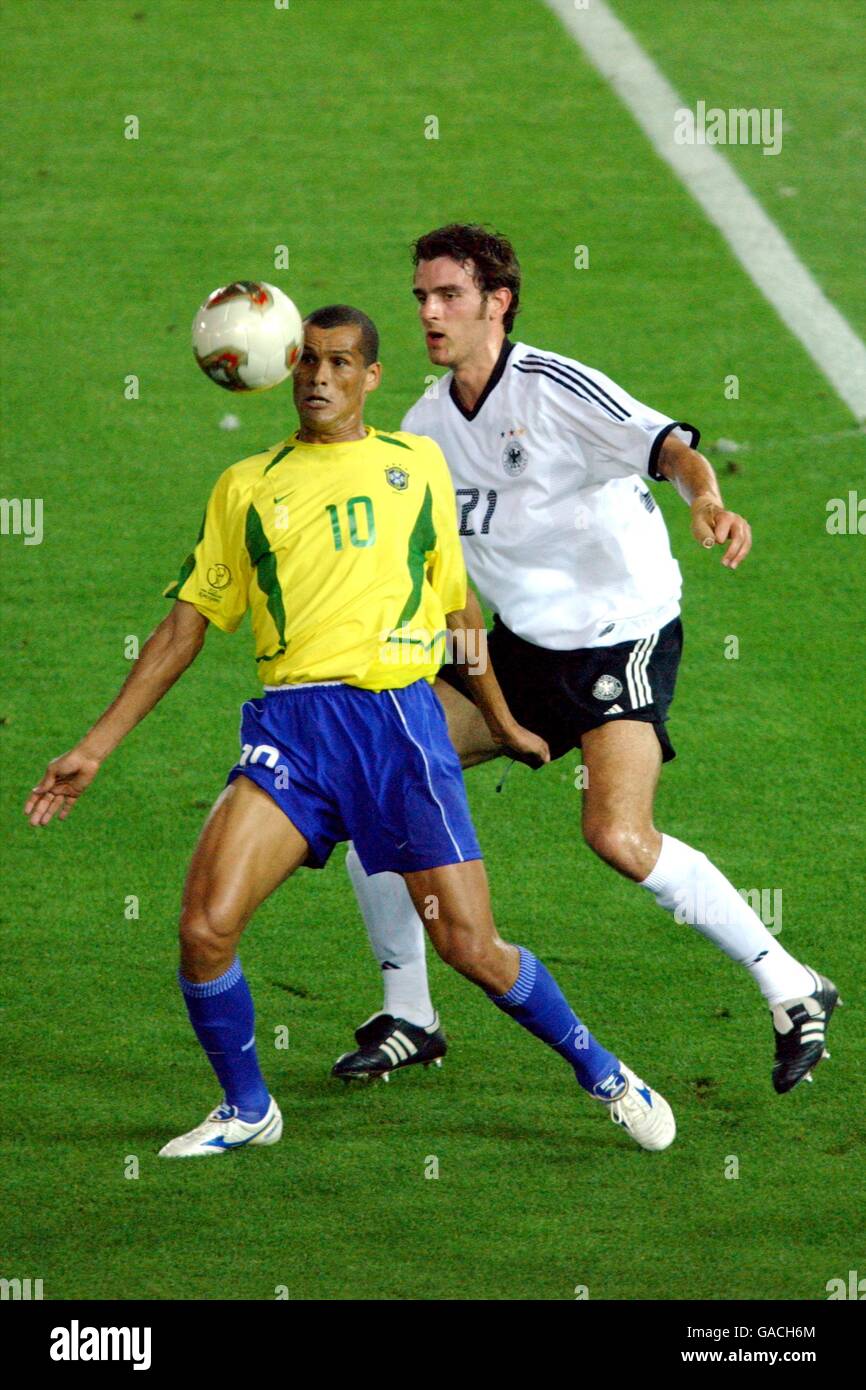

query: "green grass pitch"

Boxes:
[1, 0, 863, 1301]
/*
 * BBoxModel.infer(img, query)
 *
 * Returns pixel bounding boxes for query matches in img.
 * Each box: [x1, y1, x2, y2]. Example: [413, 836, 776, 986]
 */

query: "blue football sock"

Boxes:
[179, 958, 271, 1121]
[488, 947, 624, 1097]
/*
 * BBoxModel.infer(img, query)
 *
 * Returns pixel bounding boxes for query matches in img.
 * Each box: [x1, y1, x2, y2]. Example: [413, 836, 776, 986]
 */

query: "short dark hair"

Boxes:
[304, 304, 379, 365]
[412, 223, 521, 332]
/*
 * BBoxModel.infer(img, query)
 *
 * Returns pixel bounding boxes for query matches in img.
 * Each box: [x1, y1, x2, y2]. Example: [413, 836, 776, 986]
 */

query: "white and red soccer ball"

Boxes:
[191, 280, 303, 392]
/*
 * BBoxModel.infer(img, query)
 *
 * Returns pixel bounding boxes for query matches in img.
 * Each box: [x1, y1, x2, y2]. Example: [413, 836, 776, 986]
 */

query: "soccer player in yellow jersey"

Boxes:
[25, 304, 675, 1155]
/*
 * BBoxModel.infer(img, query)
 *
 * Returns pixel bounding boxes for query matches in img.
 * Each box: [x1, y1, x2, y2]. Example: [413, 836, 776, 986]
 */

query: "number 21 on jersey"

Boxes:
[456, 487, 497, 536]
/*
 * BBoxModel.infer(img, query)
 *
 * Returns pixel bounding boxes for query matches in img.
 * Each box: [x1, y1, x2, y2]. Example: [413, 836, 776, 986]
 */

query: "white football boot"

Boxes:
[594, 1062, 676, 1151]
[158, 1097, 282, 1158]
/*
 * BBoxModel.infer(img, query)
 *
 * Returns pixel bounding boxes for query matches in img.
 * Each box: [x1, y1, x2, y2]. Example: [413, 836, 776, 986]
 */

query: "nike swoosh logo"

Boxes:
[203, 1134, 259, 1149]
[274, 493, 291, 504]
[203, 1114, 275, 1149]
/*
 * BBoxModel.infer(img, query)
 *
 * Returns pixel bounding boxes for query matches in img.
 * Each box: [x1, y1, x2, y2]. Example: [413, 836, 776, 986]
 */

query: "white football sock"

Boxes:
[640, 834, 814, 1006]
[345, 845, 435, 1027]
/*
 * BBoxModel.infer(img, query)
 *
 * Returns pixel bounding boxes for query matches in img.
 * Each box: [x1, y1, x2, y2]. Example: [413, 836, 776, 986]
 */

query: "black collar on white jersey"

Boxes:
[449, 338, 516, 421]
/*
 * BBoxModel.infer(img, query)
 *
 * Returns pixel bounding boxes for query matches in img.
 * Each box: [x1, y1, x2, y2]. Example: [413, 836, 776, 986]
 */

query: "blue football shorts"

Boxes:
[226, 679, 482, 876]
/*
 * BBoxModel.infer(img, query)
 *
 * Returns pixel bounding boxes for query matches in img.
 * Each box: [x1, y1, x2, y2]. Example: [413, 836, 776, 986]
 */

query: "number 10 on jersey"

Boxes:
[326, 496, 376, 550]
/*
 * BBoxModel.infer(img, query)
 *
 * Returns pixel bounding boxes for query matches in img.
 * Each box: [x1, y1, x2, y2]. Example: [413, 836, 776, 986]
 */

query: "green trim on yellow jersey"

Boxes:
[164, 427, 467, 690]
[392, 483, 436, 630]
[164, 509, 206, 601]
[263, 443, 294, 475]
[245, 502, 288, 660]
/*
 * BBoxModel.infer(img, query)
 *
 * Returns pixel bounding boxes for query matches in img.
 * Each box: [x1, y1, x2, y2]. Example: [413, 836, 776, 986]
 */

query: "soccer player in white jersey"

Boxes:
[333, 224, 839, 1096]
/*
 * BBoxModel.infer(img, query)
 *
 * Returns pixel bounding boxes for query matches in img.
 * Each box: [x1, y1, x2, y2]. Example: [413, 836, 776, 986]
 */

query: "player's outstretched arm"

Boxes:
[24, 600, 209, 827]
[657, 434, 752, 570]
[446, 590, 550, 768]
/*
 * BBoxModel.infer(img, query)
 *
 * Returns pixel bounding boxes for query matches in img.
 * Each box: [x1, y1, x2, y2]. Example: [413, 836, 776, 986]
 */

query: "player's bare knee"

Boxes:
[179, 903, 240, 973]
[583, 819, 654, 878]
[582, 817, 617, 862]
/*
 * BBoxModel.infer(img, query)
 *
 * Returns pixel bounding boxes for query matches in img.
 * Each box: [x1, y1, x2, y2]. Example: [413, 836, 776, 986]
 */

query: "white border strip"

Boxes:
[543, 0, 866, 420]
[387, 690, 465, 861]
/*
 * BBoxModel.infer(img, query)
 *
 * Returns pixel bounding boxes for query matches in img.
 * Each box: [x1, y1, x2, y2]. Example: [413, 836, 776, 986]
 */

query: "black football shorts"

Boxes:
[437, 614, 683, 764]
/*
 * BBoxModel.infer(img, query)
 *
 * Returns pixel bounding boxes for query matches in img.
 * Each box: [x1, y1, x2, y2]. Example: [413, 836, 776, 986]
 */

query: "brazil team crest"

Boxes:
[385, 466, 409, 490]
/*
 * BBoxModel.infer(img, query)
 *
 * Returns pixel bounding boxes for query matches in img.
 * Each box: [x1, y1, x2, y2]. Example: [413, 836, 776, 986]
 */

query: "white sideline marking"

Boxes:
[543, 0, 866, 421]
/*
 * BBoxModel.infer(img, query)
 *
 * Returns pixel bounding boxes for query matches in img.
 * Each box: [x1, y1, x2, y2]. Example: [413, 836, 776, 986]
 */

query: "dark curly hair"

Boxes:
[412, 223, 521, 332]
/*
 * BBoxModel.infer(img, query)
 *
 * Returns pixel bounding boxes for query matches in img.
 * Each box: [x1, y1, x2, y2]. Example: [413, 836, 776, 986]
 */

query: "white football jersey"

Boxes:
[401, 340, 699, 650]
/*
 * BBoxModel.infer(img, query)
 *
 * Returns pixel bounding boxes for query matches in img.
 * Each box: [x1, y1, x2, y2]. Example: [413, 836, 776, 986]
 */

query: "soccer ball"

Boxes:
[191, 281, 303, 392]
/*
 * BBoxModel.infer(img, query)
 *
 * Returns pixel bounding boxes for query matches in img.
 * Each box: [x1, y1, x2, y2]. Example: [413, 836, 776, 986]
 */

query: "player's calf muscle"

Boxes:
[429, 924, 518, 993]
[404, 861, 519, 993]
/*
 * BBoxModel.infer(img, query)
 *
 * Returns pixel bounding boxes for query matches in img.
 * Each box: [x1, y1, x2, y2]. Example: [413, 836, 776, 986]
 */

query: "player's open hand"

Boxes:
[690, 499, 752, 569]
[24, 747, 101, 827]
[496, 723, 551, 769]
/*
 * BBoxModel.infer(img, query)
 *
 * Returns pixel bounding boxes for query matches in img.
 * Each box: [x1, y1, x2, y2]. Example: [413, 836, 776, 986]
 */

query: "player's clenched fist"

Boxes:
[690, 498, 752, 570]
[24, 747, 101, 827]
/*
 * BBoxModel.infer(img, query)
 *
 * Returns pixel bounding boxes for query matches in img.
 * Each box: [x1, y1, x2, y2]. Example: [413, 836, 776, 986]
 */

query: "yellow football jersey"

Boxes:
[164, 427, 467, 691]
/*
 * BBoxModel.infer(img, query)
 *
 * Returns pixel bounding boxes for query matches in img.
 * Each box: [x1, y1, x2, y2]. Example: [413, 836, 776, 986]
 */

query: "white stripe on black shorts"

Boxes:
[437, 615, 683, 763]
